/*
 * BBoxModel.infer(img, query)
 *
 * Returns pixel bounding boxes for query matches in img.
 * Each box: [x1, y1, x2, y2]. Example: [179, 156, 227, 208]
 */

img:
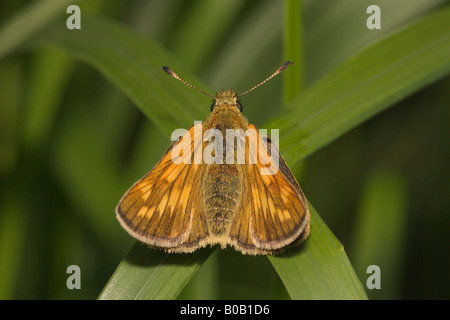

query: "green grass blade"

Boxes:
[351, 170, 408, 299]
[0, 58, 22, 175]
[0, 0, 80, 59]
[206, 0, 282, 89]
[267, 6, 450, 299]
[267, 5, 450, 165]
[22, 48, 74, 149]
[177, 249, 220, 299]
[98, 243, 214, 300]
[171, 0, 244, 71]
[283, 0, 304, 105]
[37, 17, 210, 136]
[0, 193, 28, 299]
[269, 203, 367, 299]
[282, 0, 306, 186]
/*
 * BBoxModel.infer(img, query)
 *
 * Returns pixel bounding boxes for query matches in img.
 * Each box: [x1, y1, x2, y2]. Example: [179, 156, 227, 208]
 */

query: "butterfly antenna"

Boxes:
[162, 66, 216, 99]
[238, 61, 293, 97]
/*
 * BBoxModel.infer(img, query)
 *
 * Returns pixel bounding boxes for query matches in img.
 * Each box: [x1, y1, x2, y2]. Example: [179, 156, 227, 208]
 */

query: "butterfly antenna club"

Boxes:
[162, 66, 215, 99]
[238, 61, 293, 97]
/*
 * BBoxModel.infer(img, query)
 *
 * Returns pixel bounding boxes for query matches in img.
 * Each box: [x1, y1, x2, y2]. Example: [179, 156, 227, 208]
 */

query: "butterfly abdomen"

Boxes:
[203, 164, 241, 238]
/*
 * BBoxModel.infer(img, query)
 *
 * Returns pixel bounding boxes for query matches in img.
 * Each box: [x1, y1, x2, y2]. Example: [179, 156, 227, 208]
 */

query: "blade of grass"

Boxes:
[98, 243, 214, 300]
[206, 0, 282, 89]
[283, 0, 306, 199]
[266, 6, 450, 299]
[304, 0, 446, 82]
[283, 0, 304, 105]
[271, 1, 366, 300]
[0, 58, 22, 175]
[171, 0, 244, 72]
[127, 0, 185, 42]
[0, 0, 82, 59]
[22, 48, 74, 149]
[269, 203, 367, 299]
[50, 107, 127, 245]
[0, 192, 28, 299]
[267, 5, 450, 165]
[33, 17, 211, 136]
[351, 170, 408, 299]
[205, 0, 284, 126]
[177, 248, 220, 299]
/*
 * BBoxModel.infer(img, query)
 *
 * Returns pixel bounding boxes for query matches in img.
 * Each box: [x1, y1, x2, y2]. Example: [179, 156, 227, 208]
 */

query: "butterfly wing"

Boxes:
[229, 124, 310, 254]
[116, 123, 209, 252]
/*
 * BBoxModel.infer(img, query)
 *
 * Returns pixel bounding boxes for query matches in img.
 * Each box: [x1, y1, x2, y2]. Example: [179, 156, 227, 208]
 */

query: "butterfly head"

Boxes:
[211, 89, 242, 112]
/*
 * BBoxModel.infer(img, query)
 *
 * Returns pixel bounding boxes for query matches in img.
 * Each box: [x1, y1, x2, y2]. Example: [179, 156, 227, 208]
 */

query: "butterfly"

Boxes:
[116, 61, 310, 255]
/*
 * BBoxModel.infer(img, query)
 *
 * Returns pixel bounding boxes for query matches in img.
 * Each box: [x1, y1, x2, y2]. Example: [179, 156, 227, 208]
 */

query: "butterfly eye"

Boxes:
[236, 101, 243, 112]
[210, 102, 216, 111]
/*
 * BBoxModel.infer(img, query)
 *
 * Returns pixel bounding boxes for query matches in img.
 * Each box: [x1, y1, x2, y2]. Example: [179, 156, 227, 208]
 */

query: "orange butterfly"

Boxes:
[116, 62, 310, 255]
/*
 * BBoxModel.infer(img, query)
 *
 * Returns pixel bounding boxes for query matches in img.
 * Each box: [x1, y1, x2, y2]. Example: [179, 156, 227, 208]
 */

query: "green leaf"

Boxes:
[35, 17, 210, 136]
[267, 6, 450, 165]
[206, 0, 282, 89]
[283, 0, 304, 105]
[265, 6, 450, 299]
[23, 48, 74, 149]
[351, 170, 409, 299]
[0, 192, 28, 299]
[282, 0, 306, 192]
[98, 243, 214, 300]
[303, 0, 447, 82]
[171, 0, 244, 72]
[0, 0, 81, 59]
[269, 204, 367, 299]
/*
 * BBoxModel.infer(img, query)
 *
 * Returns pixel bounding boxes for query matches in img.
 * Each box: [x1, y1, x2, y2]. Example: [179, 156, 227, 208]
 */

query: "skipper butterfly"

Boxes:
[116, 62, 310, 255]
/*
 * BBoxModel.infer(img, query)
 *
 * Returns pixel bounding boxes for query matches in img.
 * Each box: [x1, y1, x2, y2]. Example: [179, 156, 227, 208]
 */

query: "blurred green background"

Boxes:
[0, 0, 449, 299]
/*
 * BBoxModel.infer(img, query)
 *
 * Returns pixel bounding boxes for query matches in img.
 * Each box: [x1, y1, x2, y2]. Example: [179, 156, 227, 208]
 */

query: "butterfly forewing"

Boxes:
[116, 123, 209, 250]
[228, 125, 310, 254]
